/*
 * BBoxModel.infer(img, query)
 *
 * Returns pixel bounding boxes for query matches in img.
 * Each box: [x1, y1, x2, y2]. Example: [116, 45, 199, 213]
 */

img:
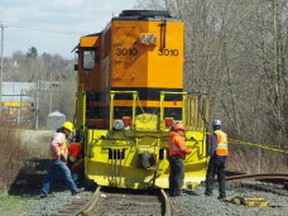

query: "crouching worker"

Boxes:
[67, 142, 84, 182]
[40, 121, 84, 198]
[168, 121, 191, 197]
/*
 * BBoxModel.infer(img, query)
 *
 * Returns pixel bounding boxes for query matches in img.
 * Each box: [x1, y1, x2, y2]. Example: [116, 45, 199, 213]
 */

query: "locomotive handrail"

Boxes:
[159, 91, 188, 130]
[109, 90, 138, 130]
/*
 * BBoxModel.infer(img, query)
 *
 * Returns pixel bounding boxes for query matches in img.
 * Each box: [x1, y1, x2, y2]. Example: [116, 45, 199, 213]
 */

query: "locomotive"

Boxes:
[73, 10, 209, 189]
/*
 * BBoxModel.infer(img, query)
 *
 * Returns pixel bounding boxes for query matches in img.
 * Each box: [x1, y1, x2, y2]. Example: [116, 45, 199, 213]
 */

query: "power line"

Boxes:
[9, 23, 79, 35]
[6, 21, 85, 35]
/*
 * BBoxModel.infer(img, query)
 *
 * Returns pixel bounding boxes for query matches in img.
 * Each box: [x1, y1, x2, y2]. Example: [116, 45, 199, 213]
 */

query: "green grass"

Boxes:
[0, 193, 28, 214]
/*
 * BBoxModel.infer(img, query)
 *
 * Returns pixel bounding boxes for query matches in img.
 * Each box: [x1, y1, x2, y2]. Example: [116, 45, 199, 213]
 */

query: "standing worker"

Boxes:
[168, 121, 191, 197]
[40, 121, 84, 198]
[205, 119, 228, 199]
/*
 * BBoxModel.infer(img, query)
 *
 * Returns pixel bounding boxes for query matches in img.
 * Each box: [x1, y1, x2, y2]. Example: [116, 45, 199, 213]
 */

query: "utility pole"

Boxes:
[35, 81, 40, 130]
[49, 71, 53, 114]
[0, 22, 7, 115]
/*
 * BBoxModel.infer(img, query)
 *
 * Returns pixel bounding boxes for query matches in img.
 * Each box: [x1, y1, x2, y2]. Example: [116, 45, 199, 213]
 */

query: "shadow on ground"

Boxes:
[9, 158, 52, 196]
[8, 158, 93, 196]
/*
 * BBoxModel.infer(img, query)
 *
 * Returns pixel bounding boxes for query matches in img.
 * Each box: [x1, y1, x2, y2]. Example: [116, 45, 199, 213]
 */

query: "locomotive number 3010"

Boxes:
[158, 49, 179, 56]
[115, 48, 180, 57]
[116, 48, 138, 56]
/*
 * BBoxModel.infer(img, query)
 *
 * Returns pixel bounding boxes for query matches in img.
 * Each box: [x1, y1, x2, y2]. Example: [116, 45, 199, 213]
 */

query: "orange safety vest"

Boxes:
[168, 131, 191, 159]
[68, 143, 83, 162]
[214, 130, 228, 156]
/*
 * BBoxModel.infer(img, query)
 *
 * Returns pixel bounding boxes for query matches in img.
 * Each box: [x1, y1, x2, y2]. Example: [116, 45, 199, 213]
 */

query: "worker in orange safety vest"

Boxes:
[168, 121, 191, 197]
[205, 119, 228, 199]
[67, 143, 83, 168]
[67, 142, 84, 181]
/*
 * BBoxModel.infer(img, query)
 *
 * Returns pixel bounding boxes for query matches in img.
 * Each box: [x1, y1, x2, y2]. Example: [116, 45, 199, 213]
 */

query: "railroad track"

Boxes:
[226, 173, 288, 182]
[52, 186, 172, 216]
[226, 173, 288, 196]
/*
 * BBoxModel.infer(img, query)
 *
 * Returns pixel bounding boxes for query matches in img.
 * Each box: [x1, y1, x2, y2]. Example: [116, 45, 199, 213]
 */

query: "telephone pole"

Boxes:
[0, 22, 7, 114]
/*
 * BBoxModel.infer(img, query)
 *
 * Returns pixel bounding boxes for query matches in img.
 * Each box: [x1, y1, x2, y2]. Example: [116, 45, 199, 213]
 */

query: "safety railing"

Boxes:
[109, 90, 138, 130]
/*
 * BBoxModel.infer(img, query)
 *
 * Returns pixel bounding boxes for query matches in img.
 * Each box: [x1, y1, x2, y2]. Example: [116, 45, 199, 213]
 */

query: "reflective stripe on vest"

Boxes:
[214, 130, 228, 156]
[169, 137, 186, 156]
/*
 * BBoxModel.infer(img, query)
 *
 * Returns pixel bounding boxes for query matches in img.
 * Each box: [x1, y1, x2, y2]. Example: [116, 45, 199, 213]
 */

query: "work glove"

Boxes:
[60, 154, 68, 163]
[206, 156, 211, 165]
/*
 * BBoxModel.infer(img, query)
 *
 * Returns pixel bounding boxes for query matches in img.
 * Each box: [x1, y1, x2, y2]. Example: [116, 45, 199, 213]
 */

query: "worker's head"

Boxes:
[172, 121, 185, 133]
[212, 119, 221, 130]
[62, 121, 74, 133]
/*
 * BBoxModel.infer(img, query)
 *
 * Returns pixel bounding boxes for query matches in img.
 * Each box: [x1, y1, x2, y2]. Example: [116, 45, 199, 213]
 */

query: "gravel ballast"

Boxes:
[171, 183, 288, 216]
[11, 182, 288, 216]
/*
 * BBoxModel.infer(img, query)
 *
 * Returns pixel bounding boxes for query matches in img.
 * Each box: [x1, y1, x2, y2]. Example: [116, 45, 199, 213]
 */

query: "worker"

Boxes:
[67, 142, 84, 181]
[168, 121, 191, 197]
[205, 119, 228, 199]
[40, 121, 84, 198]
[67, 142, 83, 168]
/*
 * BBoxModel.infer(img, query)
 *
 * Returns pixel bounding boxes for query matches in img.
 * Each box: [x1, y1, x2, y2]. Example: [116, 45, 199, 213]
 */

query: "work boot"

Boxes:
[204, 192, 212, 197]
[40, 194, 47, 198]
[218, 195, 226, 200]
[72, 187, 85, 196]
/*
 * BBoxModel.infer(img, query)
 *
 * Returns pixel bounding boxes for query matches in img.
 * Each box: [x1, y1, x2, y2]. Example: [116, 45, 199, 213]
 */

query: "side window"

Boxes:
[83, 49, 96, 70]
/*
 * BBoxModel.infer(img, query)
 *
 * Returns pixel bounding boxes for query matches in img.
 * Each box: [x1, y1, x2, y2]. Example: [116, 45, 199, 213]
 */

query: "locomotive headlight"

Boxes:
[113, 119, 124, 130]
[149, 35, 157, 44]
[140, 35, 149, 44]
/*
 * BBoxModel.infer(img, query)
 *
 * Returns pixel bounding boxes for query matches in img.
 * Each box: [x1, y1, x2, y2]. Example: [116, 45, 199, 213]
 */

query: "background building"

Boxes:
[1, 82, 36, 125]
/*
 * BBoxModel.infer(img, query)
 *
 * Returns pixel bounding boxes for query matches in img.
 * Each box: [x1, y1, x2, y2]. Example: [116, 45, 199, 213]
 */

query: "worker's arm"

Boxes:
[175, 136, 191, 154]
[50, 133, 67, 161]
[208, 133, 217, 157]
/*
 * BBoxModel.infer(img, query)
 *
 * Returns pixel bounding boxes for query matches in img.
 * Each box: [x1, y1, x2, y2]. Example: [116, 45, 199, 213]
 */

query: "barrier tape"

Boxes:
[228, 138, 288, 155]
[205, 132, 288, 155]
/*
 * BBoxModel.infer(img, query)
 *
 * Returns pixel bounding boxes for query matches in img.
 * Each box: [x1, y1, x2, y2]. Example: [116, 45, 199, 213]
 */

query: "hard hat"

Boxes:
[62, 121, 74, 132]
[212, 119, 221, 126]
[172, 120, 182, 127]
[173, 122, 185, 131]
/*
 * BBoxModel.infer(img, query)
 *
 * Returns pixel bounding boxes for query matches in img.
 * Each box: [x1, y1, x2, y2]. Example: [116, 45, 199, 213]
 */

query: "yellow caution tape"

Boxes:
[205, 132, 288, 154]
[228, 138, 288, 154]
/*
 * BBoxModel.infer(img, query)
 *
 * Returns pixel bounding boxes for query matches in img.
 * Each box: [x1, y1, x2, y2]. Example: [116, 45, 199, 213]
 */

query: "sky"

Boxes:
[0, 0, 138, 59]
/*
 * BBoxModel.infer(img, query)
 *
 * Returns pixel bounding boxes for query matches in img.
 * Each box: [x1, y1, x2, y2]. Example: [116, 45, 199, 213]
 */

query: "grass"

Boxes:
[0, 118, 53, 215]
[0, 193, 28, 214]
[227, 142, 288, 174]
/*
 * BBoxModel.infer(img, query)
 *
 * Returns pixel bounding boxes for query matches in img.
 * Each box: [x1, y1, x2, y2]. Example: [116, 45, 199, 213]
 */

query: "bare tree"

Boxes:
[135, 0, 288, 148]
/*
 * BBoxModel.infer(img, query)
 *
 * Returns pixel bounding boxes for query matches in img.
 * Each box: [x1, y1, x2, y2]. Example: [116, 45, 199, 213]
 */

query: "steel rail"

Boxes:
[226, 173, 288, 182]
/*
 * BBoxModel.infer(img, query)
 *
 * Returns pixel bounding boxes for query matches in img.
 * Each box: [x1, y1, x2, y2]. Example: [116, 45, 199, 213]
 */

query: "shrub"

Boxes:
[0, 119, 29, 188]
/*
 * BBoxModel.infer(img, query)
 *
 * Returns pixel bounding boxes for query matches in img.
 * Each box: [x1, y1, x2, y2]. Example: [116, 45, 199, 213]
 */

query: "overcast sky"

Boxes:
[0, 0, 137, 59]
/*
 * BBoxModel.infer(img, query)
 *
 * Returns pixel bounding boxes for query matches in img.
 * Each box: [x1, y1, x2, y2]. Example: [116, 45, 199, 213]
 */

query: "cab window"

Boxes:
[83, 49, 96, 70]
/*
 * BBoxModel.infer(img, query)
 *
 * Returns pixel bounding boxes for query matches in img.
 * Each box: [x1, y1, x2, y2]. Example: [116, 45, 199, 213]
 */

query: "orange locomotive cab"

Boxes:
[75, 10, 185, 129]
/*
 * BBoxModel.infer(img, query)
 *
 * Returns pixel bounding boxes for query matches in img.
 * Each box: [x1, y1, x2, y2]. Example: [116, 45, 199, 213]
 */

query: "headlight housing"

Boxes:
[139, 33, 157, 45]
[149, 35, 157, 44]
[140, 35, 149, 44]
[113, 119, 124, 130]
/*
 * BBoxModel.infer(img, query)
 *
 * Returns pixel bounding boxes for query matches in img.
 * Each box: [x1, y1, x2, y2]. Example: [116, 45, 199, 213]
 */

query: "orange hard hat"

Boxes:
[173, 123, 185, 131]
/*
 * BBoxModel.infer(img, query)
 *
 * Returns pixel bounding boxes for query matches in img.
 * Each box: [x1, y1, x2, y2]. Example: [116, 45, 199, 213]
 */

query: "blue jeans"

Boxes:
[40, 159, 78, 195]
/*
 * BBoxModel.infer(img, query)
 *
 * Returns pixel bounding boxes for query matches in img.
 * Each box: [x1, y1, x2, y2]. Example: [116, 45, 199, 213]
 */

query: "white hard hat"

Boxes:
[172, 120, 182, 127]
[213, 119, 221, 126]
